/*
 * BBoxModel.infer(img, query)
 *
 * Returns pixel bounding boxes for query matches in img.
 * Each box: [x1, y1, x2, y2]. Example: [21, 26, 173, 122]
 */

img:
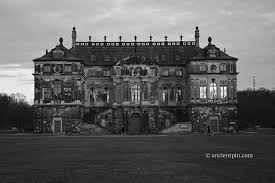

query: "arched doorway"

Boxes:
[52, 114, 62, 134]
[206, 116, 219, 133]
[128, 113, 141, 133]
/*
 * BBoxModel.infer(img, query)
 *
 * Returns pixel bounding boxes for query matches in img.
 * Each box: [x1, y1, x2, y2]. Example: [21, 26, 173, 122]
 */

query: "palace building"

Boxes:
[32, 27, 238, 134]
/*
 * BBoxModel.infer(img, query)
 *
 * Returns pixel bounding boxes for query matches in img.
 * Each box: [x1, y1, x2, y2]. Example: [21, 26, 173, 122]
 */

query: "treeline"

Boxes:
[237, 88, 275, 129]
[0, 93, 33, 131]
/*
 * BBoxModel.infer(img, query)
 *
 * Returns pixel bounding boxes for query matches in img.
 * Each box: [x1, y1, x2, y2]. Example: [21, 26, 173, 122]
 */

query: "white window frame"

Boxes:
[199, 86, 207, 99]
[209, 83, 217, 99]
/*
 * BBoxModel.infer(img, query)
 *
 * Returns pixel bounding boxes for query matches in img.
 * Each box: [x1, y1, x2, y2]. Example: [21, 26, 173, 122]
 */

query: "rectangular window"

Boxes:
[115, 67, 121, 76]
[199, 64, 207, 72]
[150, 82, 157, 101]
[35, 65, 41, 73]
[230, 87, 233, 99]
[43, 88, 51, 100]
[35, 88, 40, 100]
[106, 90, 109, 103]
[64, 88, 72, 100]
[170, 89, 175, 101]
[199, 87, 207, 99]
[103, 88, 109, 103]
[220, 64, 227, 72]
[143, 82, 149, 100]
[191, 86, 195, 99]
[53, 84, 62, 100]
[64, 65, 72, 73]
[230, 63, 233, 73]
[103, 70, 110, 76]
[131, 84, 140, 103]
[209, 83, 217, 99]
[176, 70, 183, 76]
[43, 65, 51, 73]
[220, 86, 227, 98]
[150, 68, 157, 76]
[162, 89, 168, 102]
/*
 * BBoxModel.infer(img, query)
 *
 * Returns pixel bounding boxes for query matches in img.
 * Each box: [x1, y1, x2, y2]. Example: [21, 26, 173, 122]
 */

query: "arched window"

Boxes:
[162, 87, 168, 102]
[143, 82, 149, 100]
[90, 87, 95, 104]
[53, 83, 62, 100]
[209, 83, 217, 99]
[131, 84, 140, 103]
[220, 86, 227, 98]
[199, 86, 207, 99]
[170, 89, 175, 101]
[104, 87, 110, 103]
[176, 88, 182, 102]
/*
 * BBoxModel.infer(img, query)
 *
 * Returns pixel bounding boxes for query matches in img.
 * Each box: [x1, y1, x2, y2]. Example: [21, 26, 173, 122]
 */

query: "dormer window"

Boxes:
[161, 54, 167, 61]
[104, 54, 111, 62]
[53, 47, 64, 58]
[90, 54, 96, 62]
[175, 55, 181, 61]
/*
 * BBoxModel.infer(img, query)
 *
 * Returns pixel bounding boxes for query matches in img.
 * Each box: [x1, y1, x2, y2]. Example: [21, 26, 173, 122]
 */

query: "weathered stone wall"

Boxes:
[33, 106, 83, 133]
[189, 105, 237, 132]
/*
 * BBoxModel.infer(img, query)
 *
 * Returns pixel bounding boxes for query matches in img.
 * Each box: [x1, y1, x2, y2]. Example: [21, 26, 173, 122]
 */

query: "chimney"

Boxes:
[195, 26, 199, 47]
[72, 27, 77, 48]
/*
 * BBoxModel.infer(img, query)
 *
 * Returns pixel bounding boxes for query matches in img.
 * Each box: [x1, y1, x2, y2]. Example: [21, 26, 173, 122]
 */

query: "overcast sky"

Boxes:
[0, 0, 275, 103]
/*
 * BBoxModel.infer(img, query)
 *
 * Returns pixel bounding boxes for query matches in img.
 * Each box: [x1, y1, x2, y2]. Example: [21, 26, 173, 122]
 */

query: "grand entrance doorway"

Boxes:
[52, 114, 62, 134]
[206, 116, 219, 133]
[128, 113, 141, 133]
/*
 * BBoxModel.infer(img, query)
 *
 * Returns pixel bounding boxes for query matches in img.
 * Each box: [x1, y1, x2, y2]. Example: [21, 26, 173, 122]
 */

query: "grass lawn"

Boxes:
[0, 134, 274, 183]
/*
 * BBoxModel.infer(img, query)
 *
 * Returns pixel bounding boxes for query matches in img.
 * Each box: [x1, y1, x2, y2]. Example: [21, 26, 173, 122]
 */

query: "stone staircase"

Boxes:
[160, 122, 192, 134]
[79, 123, 114, 135]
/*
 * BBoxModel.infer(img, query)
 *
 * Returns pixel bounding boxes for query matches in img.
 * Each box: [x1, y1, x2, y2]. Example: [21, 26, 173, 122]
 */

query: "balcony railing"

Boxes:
[76, 41, 195, 47]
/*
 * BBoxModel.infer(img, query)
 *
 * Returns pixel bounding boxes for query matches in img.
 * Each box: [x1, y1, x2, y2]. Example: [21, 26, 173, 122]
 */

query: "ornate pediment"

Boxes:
[53, 47, 64, 58]
[207, 47, 218, 58]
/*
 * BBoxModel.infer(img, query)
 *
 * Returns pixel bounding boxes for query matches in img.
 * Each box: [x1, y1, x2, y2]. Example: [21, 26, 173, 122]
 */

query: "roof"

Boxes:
[190, 37, 237, 61]
[115, 55, 157, 66]
[70, 41, 201, 66]
[33, 38, 82, 62]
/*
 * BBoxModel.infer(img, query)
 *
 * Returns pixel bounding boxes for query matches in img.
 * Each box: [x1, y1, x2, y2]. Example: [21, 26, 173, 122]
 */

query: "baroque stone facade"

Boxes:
[33, 27, 238, 134]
